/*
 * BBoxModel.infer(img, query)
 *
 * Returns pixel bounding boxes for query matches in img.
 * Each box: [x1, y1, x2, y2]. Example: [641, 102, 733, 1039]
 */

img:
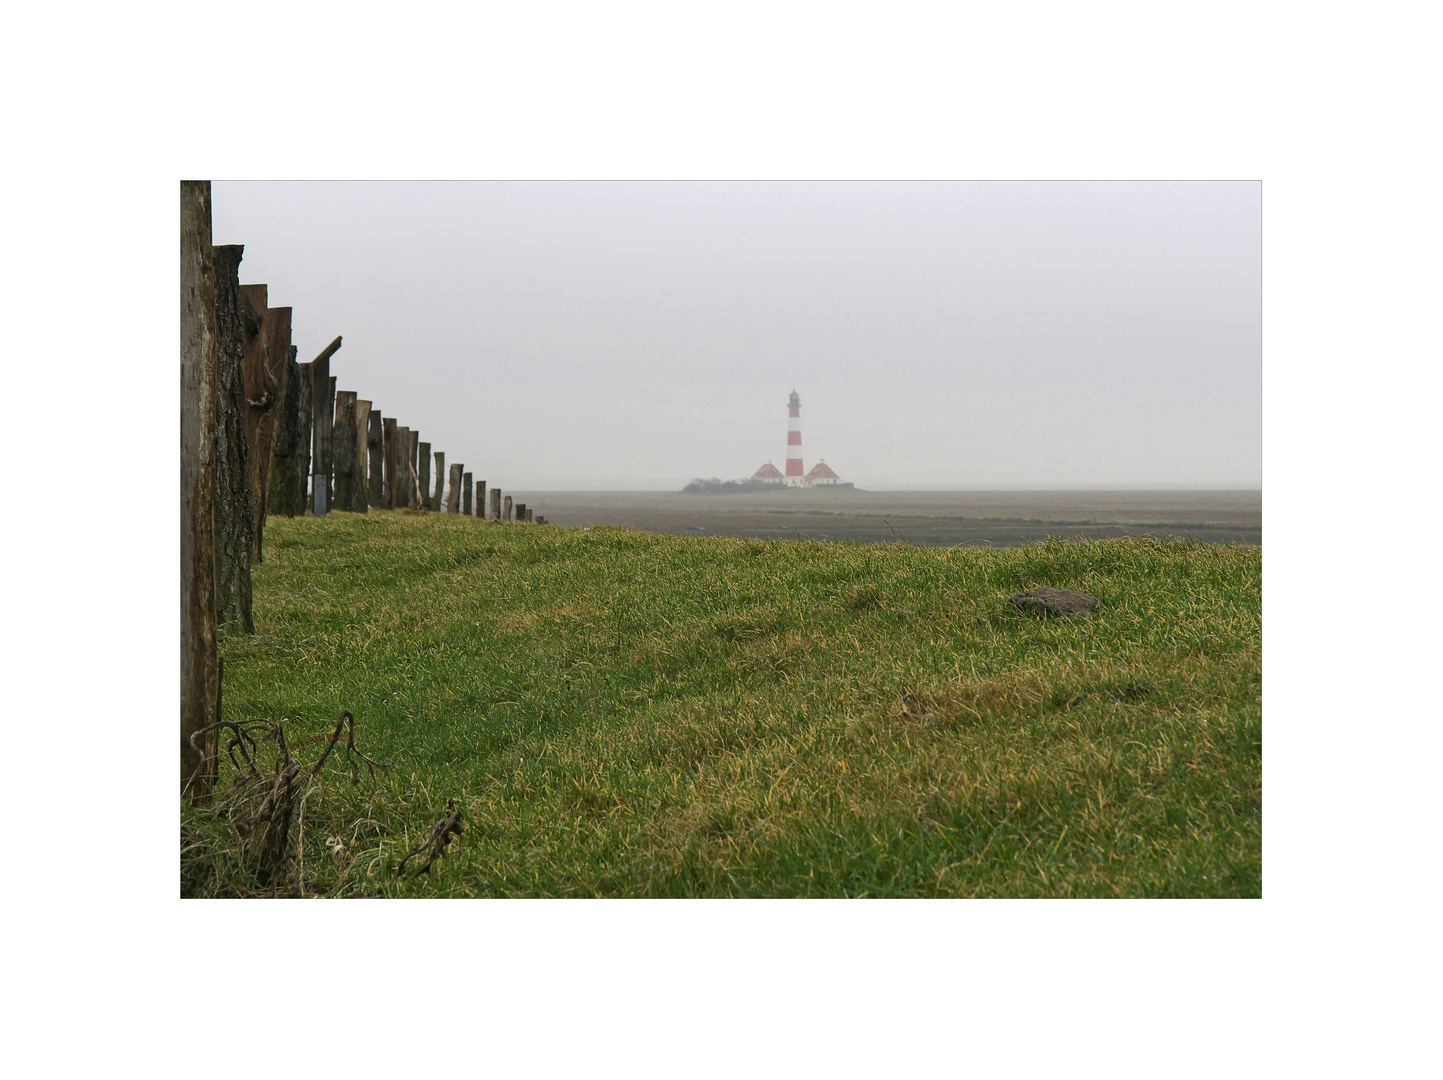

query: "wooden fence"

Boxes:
[180, 181, 545, 792]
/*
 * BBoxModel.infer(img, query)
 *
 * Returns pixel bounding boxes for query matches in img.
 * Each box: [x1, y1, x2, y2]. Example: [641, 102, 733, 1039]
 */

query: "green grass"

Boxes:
[191, 510, 1261, 898]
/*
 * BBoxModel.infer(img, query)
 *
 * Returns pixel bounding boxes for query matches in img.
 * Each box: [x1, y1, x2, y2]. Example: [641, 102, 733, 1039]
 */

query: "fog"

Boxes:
[212, 181, 1260, 490]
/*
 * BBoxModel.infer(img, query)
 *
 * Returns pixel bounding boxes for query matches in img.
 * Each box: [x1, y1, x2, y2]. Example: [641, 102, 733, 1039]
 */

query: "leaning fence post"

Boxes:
[447, 463, 463, 513]
[490, 487, 501, 520]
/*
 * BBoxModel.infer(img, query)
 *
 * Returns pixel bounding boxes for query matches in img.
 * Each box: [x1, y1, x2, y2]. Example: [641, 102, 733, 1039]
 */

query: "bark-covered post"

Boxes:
[213, 246, 254, 632]
[249, 304, 290, 560]
[332, 391, 358, 511]
[418, 442, 431, 513]
[309, 337, 342, 515]
[367, 411, 384, 507]
[267, 346, 305, 518]
[504, 494, 513, 522]
[475, 480, 486, 519]
[462, 472, 473, 515]
[490, 487, 501, 520]
[181, 180, 219, 793]
[431, 451, 445, 511]
[408, 431, 421, 509]
[353, 400, 371, 513]
[383, 417, 399, 509]
[447, 464, 463, 513]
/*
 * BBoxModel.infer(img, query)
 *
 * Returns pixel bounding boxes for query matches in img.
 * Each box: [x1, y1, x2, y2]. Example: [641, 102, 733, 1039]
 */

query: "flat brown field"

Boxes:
[507, 489, 1261, 546]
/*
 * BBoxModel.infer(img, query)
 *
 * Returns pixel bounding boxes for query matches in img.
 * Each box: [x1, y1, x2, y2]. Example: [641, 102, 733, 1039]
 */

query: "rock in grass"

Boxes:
[1010, 587, 1101, 618]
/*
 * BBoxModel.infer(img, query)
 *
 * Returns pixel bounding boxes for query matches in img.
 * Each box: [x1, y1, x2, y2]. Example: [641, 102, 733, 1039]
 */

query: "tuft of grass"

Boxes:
[191, 513, 1261, 897]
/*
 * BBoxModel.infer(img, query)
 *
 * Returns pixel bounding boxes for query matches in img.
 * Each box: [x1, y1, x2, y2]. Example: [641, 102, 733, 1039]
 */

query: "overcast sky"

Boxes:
[212, 181, 1259, 490]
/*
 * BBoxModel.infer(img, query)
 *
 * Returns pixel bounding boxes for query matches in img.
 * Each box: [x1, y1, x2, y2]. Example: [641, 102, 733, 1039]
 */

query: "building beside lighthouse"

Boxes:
[804, 460, 841, 485]
[749, 390, 845, 487]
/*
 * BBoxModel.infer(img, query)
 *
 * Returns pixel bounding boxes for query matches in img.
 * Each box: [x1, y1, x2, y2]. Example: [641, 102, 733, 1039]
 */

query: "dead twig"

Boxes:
[396, 799, 464, 878]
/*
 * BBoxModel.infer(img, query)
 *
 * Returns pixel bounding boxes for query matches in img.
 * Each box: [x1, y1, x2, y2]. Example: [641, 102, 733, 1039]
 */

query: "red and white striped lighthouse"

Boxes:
[785, 390, 803, 483]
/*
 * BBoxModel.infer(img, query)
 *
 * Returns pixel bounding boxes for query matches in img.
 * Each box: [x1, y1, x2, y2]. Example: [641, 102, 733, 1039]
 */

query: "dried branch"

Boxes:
[396, 799, 464, 878]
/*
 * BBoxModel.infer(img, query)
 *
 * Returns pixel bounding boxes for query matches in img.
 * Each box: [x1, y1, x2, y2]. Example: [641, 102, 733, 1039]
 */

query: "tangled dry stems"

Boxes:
[182, 711, 462, 897]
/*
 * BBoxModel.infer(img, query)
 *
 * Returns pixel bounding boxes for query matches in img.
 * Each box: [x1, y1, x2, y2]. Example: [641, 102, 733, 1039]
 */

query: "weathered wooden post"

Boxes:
[447, 463, 464, 513]
[332, 390, 358, 511]
[213, 245, 254, 632]
[292, 355, 313, 517]
[383, 417, 399, 509]
[475, 480, 486, 519]
[267, 346, 304, 519]
[309, 336, 342, 515]
[408, 431, 421, 508]
[181, 180, 219, 792]
[462, 472, 473, 515]
[526, 508, 534, 522]
[431, 451, 445, 511]
[504, 495, 513, 522]
[353, 400, 371, 513]
[489, 487, 501, 520]
[394, 426, 411, 507]
[418, 441, 431, 513]
[367, 410, 383, 507]
[515, 502, 526, 522]
[249, 304, 291, 559]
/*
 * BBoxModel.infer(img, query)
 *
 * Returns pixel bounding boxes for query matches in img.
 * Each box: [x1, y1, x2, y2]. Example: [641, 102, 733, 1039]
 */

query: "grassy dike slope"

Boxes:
[200, 511, 1261, 897]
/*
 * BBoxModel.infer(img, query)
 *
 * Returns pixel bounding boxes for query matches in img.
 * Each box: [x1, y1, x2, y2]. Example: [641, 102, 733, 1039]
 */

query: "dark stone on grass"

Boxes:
[1010, 587, 1102, 618]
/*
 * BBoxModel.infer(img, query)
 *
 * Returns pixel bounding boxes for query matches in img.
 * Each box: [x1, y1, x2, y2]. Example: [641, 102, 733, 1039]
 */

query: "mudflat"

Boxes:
[507, 489, 1261, 546]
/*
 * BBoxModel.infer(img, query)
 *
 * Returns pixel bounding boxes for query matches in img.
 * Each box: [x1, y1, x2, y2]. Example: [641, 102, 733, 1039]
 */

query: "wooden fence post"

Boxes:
[267, 346, 304, 519]
[431, 451, 445, 511]
[383, 417, 399, 509]
[213, 246, 254, 632]
[394, 426, 411, 507]
[447, 464, 463, 513]
[353, 400, 371, 513]
[408, 431, 421, 508]
[294, 356, 314, 516]
[526, 508, 534, 522]
[367, 411, 384, 507]
[515, 502, 526, 522]
[504, 495, 513, 522]
[332, 390, 358, 511]
[462, 472, 473, 515]
[309, 337, 342, 515]
[418, 441, 431, 513]
[489, 487, 501, 520]
[249, 304, 291, 560]
[475, 480, 486, 519]
[181, 180, 219, 793]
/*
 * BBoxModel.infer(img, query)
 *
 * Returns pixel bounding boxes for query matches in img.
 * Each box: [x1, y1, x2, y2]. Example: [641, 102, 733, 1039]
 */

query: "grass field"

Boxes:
[185, 510, 1261, 898]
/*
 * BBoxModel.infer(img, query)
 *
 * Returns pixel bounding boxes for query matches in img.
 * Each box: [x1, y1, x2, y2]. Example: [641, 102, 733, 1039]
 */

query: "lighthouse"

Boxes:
[785, 390, 803, 485]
